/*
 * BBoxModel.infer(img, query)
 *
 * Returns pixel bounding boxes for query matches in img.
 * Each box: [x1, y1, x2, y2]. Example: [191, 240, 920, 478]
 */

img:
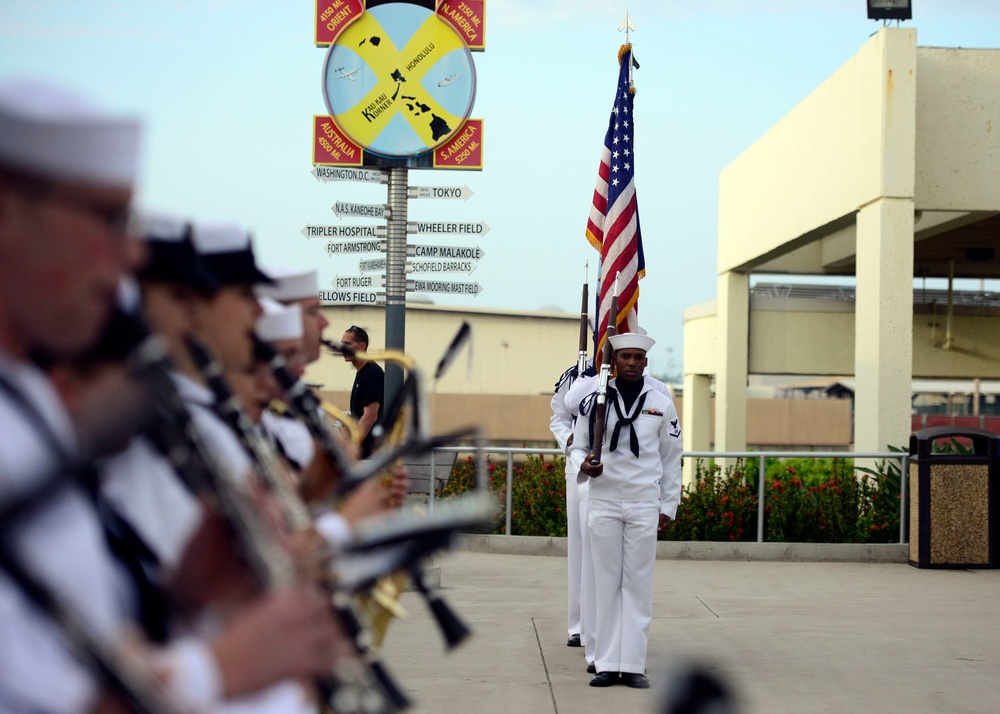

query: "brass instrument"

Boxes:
[322, 399, 361, 444]
[323, 328, 474, 651]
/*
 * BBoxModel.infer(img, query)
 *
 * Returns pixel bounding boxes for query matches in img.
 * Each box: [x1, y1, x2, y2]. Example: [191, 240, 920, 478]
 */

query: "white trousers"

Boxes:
[565, 464, 583, 636]
[587, 498, 659, 675]
[578, 479, 597, 664]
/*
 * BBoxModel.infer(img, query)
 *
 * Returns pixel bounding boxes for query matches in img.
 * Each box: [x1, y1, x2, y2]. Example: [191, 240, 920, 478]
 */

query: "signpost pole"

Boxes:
[385, 166, 408, 407]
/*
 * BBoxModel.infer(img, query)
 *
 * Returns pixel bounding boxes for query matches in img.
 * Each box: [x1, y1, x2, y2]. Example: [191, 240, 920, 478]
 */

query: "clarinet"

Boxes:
[0, 329, 186, 714]
[253, 337, 359, 496]
[139, 336, 296, 587]
[0, 543, 182, 714]
[183, 336, 411, 714]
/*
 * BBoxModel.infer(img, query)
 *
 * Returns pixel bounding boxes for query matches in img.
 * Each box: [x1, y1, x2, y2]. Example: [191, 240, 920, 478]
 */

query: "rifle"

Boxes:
[589, 273, 620, 467]
[577, 263, 589, 376]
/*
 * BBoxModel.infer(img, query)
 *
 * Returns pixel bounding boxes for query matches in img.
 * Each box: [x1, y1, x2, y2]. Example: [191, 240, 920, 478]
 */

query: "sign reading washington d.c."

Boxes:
[313, 0, 485, 168]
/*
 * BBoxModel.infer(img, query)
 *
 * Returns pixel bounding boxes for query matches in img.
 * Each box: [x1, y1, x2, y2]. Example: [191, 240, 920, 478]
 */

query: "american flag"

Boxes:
[585, 44, 645, 356]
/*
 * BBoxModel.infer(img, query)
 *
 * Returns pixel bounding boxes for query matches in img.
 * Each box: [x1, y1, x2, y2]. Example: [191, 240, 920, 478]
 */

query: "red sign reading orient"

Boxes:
[316, 0, 485, 49]
[314, 0, 364, 46]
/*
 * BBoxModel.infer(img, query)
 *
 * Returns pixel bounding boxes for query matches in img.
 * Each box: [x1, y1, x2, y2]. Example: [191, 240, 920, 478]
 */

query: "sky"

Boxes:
[2, 0, 999, 378]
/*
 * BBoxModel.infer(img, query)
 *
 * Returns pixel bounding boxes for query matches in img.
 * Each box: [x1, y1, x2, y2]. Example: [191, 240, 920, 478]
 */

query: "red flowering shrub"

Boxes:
[664, 458, 901, 543]
[441, 454, 901, 543]
[437, 453, 567, 536]
[661, 460, 757, 542]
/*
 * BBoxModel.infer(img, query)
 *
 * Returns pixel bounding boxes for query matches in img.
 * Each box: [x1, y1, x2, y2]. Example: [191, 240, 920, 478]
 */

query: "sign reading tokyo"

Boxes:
[322, 3, 477, 159]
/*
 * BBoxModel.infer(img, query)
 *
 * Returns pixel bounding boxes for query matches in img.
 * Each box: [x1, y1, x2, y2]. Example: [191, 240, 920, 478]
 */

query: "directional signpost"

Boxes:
[407, 244, 485, 260]
[302, 224, 386, 239]
[325, 239, 386, 256]
[312, 0, 488, 401]
[311, 166, 388, 184]
[408, 185, 474, 201]
[318, 289, 385, 306]
[406, 278, 483, 296]
[333, 201, 390, 220]
[358, 257, 387, 273]
[407, 221, 490, 236]
[333, 274, 385, 289]
[407, 259, 477, 275]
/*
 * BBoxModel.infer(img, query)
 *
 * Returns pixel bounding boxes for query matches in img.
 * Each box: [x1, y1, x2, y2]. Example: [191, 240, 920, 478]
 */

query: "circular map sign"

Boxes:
[322, 3, 477, 159]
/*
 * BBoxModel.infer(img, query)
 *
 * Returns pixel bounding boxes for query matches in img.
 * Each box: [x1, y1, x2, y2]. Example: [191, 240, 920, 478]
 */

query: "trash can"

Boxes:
[908, 426, 998, 569]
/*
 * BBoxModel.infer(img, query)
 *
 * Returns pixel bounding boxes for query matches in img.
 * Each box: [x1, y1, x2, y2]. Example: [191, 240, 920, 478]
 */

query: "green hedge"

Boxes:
[439, 454, 902, 543]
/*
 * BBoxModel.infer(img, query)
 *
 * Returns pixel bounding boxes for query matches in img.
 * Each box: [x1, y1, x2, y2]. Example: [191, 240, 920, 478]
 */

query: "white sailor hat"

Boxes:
[256, 264, 319, 302]
[0, 79, 141, 188]
[190, 219, 273, 286]
[256, 297, 303, 342]
[134, 211, 219, 293]
[609, 331, 655, 353]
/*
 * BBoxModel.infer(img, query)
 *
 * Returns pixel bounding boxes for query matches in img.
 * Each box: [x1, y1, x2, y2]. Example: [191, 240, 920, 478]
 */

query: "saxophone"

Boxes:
[322, 330, 473, 652]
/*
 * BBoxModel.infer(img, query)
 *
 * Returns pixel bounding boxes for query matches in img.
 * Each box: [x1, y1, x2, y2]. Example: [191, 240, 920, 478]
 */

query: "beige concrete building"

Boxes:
[683, 28, 1000, 471]
[306, 302, 580, 443]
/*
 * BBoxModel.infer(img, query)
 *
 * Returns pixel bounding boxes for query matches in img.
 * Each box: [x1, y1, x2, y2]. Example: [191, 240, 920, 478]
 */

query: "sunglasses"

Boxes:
[348, 325, 369, 345]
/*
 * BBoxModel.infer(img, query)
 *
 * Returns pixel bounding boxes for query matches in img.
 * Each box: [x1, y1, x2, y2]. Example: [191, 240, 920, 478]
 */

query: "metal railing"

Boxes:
[427, 446, 909, 543]
[685, 451, 909, 544]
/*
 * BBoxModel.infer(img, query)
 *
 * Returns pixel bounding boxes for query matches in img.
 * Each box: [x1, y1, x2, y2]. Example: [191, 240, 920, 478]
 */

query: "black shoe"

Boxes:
[586, 662, 596, 674]
[621, 673, 650, 689]
[589, 672, 617, 687]
[566, 633, 582, 647]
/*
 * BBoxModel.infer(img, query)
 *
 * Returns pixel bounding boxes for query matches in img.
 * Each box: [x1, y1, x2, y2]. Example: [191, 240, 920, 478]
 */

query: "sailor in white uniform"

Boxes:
[549, 357, 594, 650]
[571, 330, 682, 689]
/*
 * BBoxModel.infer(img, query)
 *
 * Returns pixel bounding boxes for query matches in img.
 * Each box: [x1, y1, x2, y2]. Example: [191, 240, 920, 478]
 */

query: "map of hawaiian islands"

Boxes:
[360, 35, 452, 141]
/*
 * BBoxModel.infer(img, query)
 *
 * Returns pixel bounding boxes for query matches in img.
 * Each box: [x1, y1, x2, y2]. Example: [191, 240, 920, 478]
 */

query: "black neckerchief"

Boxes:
[609, 378, 646, 457]
[0, 370, 171, 642]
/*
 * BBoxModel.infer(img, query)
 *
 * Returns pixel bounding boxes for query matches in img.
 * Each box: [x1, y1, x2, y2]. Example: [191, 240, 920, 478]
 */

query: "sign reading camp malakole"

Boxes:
[407, 243, 484, 260]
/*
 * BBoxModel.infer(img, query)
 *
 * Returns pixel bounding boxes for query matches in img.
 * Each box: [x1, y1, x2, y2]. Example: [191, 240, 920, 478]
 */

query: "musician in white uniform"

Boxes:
[256, 264, 328, 365]
[0, 78, 148, 713]
[571, 330, 682, 689]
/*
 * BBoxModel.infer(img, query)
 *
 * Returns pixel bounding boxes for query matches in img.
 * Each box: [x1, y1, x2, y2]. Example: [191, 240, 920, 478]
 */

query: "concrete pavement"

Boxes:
[380, 547, 1000, 714]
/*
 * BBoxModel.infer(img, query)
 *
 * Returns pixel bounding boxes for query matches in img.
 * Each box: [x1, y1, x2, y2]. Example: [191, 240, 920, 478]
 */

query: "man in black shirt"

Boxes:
[341, 325, 384, 458]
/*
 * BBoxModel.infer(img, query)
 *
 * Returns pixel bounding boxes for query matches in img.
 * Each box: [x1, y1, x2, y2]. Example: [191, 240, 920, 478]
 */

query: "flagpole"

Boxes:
[618, 11, 637, 88]
[587, 14, 644, 362]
